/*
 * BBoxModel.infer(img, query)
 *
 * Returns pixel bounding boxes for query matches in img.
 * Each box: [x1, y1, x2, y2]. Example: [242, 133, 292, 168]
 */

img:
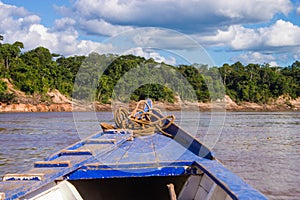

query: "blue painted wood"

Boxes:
[34, 161, 71, 168]
[152, 109, 215, 160]
[59, 150, 93, 156]
[67, 165, 189, 179]
[44, 131, 265, 200]
[0, 131, 132, 199]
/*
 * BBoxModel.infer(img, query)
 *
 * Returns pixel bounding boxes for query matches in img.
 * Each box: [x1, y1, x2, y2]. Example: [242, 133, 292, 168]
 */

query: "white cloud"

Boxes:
[131, 28, 199, 50]
[0, 1, 117, 56]
[198, 25, 259, 50]
[0, 0, 298, 66]
[0, 1, 40, 35]
[23, 25, 117, 56]
[264, 20, 300, 47]
[232, 52, 277, 65]
[214, 0, 291, 20]
[0, 1, 28, 17]
[53, 0, 295, 64]
[53, 17, 76, 31]
[125, 47, 177, 65]
[60, 0, 292, 35]
[199, 20, 300, 51]
[78, 18, 133, 36]
[297, 6, 300, 15]
[268, 61, 279, 67]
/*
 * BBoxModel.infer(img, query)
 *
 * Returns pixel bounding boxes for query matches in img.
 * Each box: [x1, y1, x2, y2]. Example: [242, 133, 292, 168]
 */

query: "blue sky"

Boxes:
[1, 0, 300, 67]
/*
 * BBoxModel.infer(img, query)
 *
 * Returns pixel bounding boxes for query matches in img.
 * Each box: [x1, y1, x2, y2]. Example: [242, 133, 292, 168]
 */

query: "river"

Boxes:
[0, 111, 299, 199]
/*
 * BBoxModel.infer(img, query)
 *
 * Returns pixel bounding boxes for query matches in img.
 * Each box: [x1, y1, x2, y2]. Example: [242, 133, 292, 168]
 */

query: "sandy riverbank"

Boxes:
[1, 78, 300, 112]
[1, 95, 300, 112]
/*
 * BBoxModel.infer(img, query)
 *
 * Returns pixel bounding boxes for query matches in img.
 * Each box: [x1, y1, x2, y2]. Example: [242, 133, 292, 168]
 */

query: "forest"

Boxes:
[0, 36, 300, 104]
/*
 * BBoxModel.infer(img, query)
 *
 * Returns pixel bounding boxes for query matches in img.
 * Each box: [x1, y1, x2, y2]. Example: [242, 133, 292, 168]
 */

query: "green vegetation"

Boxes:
[0, 79, 15, 103]
[0, 36, 300, 104]
[220, 62, 300, 103]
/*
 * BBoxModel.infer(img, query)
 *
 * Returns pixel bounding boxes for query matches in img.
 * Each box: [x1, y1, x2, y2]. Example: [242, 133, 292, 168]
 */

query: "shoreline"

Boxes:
[1, 79, 299, 112]
[0, 100, 299, 112]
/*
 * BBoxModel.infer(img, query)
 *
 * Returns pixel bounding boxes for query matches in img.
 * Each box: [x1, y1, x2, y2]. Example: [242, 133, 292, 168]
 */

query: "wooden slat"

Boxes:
[85, 138, 116, 144]
[200, 174, 214, 192]
[210, 186, 228, 200]
[34, 161, 71, 168]
[177, 175, 202, 199]
[205, 183, 217, 199]
[0, 192, 5, 200]
[0, 132, 133, 199]
[194, 186, 208, 200]
[3, 173, 44, 181]
[59, 149, 93, 156]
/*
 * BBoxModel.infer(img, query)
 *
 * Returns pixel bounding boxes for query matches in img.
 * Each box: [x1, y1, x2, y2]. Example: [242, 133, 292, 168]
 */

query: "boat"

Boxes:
[0, 99, 267, 200]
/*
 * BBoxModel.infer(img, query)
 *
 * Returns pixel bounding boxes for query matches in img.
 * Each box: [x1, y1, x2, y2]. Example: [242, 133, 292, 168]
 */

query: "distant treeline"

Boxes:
[0, 37, 300, 104]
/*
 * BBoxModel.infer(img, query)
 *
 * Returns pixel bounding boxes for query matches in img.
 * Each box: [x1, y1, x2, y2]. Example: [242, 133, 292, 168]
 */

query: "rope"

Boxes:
[113, 100, 175, 137]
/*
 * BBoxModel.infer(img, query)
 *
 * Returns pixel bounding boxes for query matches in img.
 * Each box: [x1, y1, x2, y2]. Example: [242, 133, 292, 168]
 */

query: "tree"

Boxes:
[21, 46, 53, 68]
[0, 41, 24, 72]
[178, 65, 209, 102]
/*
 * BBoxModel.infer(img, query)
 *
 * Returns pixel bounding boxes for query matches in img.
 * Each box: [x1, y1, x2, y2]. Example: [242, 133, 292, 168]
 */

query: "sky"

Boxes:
[1, 0, 300, 67]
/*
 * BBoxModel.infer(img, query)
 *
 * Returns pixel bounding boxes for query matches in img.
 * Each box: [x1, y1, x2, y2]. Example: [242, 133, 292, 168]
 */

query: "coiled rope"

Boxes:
[113, 100, 175, 137]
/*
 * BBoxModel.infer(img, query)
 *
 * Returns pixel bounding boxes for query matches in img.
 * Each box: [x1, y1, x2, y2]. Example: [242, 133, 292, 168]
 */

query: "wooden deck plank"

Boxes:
[34, 161, 71, 168]
[59, 149, 93, 156]
[3, 174, 44, 181]
[0, 131, 132, 199]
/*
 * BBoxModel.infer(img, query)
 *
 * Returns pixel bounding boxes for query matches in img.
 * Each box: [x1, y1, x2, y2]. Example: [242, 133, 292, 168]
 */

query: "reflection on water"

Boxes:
[0, 111, 299, 199]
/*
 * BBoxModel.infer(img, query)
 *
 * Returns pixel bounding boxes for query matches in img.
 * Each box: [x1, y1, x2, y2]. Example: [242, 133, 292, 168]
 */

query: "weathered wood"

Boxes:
[167, 183, 177, 200]
[0, 131, 132, 199]
[59, 149, 93, 156]
[3, 173, 44, 181]
[200, 174, 214, 192]
[0, 192, 5, 200]
[152, 110, 214, 160]
[205, 183, 217, 200]
[177, 175, 202, 199]
[85, 138, 116, 144]
[34, 161, 71, 168]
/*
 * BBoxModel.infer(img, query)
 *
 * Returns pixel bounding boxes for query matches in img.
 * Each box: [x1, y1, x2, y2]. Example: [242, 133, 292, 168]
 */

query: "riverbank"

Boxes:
[1, 95, 300, 112]
[1, 78, 300, 112]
